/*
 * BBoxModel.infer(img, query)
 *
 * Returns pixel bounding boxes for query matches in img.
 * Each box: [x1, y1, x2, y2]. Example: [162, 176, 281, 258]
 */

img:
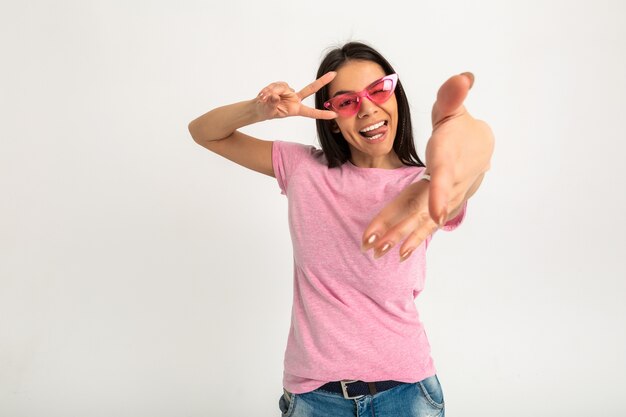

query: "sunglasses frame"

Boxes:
[323, 73, 398, 117]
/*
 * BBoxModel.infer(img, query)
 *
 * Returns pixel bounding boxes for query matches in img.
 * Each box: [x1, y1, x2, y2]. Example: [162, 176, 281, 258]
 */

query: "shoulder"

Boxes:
[273, 140, 327, 166]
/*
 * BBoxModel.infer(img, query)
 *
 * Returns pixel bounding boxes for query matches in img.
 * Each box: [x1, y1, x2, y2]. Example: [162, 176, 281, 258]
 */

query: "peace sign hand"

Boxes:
[255, 72, 338, 121]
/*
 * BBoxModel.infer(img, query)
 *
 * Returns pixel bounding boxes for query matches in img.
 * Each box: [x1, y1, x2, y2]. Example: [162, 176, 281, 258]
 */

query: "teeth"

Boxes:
[365, 133, 383, 140]
[360, 121, 385, 133]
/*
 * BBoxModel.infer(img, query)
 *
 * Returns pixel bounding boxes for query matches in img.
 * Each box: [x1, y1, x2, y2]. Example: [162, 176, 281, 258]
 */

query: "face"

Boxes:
[328, 60, 400, 169]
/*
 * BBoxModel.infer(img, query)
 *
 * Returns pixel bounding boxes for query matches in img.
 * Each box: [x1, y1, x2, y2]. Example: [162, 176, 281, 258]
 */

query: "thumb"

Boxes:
[431, 72, 474, 127]
[427, 161, 454, 226]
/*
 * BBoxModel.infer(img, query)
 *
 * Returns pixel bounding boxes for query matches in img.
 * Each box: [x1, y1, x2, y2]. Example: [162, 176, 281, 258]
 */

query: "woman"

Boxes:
[188, 41, 493, 417]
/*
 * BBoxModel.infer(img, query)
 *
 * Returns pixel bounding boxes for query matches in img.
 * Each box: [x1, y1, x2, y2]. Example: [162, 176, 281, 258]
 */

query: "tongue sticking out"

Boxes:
[361, 123, 388, 138]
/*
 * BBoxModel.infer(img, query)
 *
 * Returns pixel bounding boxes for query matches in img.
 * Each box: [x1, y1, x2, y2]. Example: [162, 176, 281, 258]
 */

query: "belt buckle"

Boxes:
[340, 380, 364, 400]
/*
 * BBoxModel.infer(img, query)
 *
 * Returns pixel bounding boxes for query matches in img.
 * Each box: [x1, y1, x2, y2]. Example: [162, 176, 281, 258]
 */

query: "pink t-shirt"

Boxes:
[272, 140, 466, 394]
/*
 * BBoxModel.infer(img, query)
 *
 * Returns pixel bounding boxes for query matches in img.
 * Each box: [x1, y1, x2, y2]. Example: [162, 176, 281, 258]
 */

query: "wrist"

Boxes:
[248, 98, 269, 123]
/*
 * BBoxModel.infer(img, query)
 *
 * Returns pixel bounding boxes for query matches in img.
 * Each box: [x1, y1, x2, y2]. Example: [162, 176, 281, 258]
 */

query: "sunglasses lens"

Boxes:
[367, 78, 394, 104]
[330, 95, 359, 115]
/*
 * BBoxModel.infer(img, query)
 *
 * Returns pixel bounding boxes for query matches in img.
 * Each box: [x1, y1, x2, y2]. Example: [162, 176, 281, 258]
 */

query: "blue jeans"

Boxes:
[279, 375, 445, 417]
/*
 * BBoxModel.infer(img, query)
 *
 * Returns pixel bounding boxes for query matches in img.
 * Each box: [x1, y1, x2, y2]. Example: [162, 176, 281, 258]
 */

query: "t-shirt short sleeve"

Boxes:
[272, 140, 317, 195]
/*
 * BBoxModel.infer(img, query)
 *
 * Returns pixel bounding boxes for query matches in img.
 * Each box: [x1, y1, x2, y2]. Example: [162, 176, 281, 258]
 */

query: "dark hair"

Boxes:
[315, 41, 425, 168]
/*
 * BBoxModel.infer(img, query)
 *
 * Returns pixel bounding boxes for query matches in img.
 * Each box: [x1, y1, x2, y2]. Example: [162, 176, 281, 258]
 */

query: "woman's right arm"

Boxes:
[188, 99, 275, 177]
[187, 73, 338, 178]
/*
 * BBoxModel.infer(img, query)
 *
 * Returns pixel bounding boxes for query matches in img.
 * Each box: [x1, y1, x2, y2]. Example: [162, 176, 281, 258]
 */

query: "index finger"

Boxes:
[298, 104, 337, 120]
[297, 71, 337, 100]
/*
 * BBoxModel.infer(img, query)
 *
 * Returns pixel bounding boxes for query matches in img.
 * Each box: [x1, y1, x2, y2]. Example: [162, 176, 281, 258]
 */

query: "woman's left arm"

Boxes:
[360, 72, 495, 260]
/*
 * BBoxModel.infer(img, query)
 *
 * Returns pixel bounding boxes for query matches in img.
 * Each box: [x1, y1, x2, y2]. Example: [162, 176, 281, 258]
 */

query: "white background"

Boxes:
[1, 1, 625, 416]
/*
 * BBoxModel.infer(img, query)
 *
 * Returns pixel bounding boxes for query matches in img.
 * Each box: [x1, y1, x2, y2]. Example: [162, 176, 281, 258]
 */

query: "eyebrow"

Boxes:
[332, 90, 351, 97]
[331, 76, 385, 97]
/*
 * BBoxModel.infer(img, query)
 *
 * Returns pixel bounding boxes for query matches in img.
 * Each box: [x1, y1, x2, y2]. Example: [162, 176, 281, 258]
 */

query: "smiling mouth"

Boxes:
[359, 121, 388, 140]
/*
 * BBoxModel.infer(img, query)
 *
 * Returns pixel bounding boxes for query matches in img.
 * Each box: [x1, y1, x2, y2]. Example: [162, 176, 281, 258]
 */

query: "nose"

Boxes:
[357, 97, 378, 119]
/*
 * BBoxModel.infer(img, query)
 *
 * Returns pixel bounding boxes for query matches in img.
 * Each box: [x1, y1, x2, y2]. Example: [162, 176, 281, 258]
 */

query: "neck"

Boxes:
[349, 152, 404, 169]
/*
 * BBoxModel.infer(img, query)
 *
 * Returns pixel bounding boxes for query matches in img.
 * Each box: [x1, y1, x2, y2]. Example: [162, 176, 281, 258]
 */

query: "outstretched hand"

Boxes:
[256, 72, 338, 121]
[361, 73, 494, 261]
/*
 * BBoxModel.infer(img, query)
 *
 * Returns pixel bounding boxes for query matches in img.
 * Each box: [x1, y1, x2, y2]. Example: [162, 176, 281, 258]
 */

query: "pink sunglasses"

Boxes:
[324, 73, 398, 117]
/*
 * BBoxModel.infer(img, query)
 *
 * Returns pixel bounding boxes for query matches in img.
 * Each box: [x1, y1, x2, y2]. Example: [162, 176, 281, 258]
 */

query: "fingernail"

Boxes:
[460, 72, 474, 89]
[374, 242, 391, 259]
[400, 248, 414, 262]
[361, 234, 378, 252]
[436, 203, 448, 226]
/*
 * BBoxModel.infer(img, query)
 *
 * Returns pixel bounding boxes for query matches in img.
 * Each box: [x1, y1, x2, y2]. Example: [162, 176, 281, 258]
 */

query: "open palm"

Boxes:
[361, 73, 495, 260]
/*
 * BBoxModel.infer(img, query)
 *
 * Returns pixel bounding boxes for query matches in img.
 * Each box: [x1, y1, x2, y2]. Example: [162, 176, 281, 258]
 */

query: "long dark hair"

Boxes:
[315, 41, 425, 168]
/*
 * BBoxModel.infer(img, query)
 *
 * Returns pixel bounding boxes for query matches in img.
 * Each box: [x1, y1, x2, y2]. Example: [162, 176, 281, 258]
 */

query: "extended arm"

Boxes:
[361, 73, 494, 260]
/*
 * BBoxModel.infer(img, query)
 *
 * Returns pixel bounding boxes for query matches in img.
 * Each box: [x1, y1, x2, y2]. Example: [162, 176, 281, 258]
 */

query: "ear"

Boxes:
[330, 120, 341, 134]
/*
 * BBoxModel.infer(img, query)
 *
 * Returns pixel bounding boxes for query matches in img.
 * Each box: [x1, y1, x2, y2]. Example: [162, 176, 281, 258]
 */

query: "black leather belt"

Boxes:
[318, 379, 406, 399]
